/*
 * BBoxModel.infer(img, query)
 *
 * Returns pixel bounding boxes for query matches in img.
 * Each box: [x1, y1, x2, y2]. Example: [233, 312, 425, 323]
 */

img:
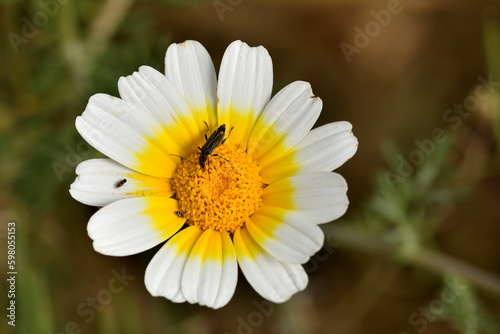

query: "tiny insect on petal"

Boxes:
[115, 179, 127, 188]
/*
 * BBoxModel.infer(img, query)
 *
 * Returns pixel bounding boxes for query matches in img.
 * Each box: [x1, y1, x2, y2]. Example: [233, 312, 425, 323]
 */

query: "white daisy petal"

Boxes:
[234, 227, 308, 303]
[181, 229, 237, 309]
[295, 121, 358, 172]
[70, 158, 172, 207]
[260, 121, 358, 184]
[165, 40, 218, 131]
[118, 66, 199, 148]
[217, 40, 273, 148]
[213, 231, 238, 308]
[246, 207, 324, 264]
[181, 229, 221, 306]
[262, 172, 349, 224]
[87, 197, 185, 256]
[76, 94, 180, 178]
[145, 226, 203, 303]
[247, 81, 322, 165]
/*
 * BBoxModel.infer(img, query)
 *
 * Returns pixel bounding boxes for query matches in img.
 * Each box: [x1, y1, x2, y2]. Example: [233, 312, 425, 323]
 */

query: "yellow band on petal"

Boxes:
[234, 227, 262, 260]
[188, 229, 223, 261]
[134, 131, 179, 177]
[261, 178, 294, 210]
[218, 106, 258, 149]
[259, 153, 301, 183]
[244, 208, 287, 247]
[141, 197, 186, 240]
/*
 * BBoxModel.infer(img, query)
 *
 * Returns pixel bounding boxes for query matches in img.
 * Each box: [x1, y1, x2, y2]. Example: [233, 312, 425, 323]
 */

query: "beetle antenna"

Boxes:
[170, 154, 197, 165]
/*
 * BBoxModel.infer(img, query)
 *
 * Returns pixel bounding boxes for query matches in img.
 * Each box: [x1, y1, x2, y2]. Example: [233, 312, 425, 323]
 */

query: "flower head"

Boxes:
[70, 40, 358, 309]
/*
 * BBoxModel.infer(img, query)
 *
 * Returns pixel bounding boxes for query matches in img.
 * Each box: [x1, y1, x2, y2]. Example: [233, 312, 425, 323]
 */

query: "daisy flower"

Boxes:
[70, 40, 358, 309]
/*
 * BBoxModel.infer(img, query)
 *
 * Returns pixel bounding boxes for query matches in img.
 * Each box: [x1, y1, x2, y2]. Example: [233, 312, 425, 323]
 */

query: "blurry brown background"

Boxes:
[1, 0, 500, 333]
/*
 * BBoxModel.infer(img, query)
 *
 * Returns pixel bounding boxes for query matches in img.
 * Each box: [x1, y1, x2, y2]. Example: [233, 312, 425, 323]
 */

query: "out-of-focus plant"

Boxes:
[2, 1, 500, 334]
[324, 80, 500, 334]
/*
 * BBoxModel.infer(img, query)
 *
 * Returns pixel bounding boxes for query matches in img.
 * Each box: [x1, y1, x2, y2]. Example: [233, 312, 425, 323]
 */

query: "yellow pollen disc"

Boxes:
[171, 144, 263, 233]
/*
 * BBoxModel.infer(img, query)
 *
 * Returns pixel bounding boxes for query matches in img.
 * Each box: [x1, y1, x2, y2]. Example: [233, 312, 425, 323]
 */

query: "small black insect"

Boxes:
[115, 179, 127, 188]
[174, 210, 184, 218]
[197, 124, 229, 168]
[170, 122, 232, 169]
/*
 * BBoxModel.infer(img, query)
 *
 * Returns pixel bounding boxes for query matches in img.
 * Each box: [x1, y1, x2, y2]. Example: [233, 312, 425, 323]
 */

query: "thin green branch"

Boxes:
[413, 249, 500, 295]
[325, 225, 500, 296]
[85, 0, 136, 62]
[58, 0, 135, 93]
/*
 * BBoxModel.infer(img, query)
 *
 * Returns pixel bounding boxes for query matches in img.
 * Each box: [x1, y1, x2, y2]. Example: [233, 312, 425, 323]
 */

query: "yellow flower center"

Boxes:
[171, 144, 263, 233]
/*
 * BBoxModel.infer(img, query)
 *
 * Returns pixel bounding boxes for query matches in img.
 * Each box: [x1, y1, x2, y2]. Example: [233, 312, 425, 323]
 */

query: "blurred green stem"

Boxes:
[86, 0, 136, 63]
[59, 0, 135, 93]
[482, 6, 500, 147]
[398, 219, 421, 261]
[326, 225, 500, 295]
[59, 1, 89, 94]
[413, 249, 500, 295]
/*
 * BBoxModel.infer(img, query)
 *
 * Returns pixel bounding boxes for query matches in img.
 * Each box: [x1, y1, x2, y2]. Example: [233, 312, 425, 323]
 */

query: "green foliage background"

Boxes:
[1, 0, 500, 333]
